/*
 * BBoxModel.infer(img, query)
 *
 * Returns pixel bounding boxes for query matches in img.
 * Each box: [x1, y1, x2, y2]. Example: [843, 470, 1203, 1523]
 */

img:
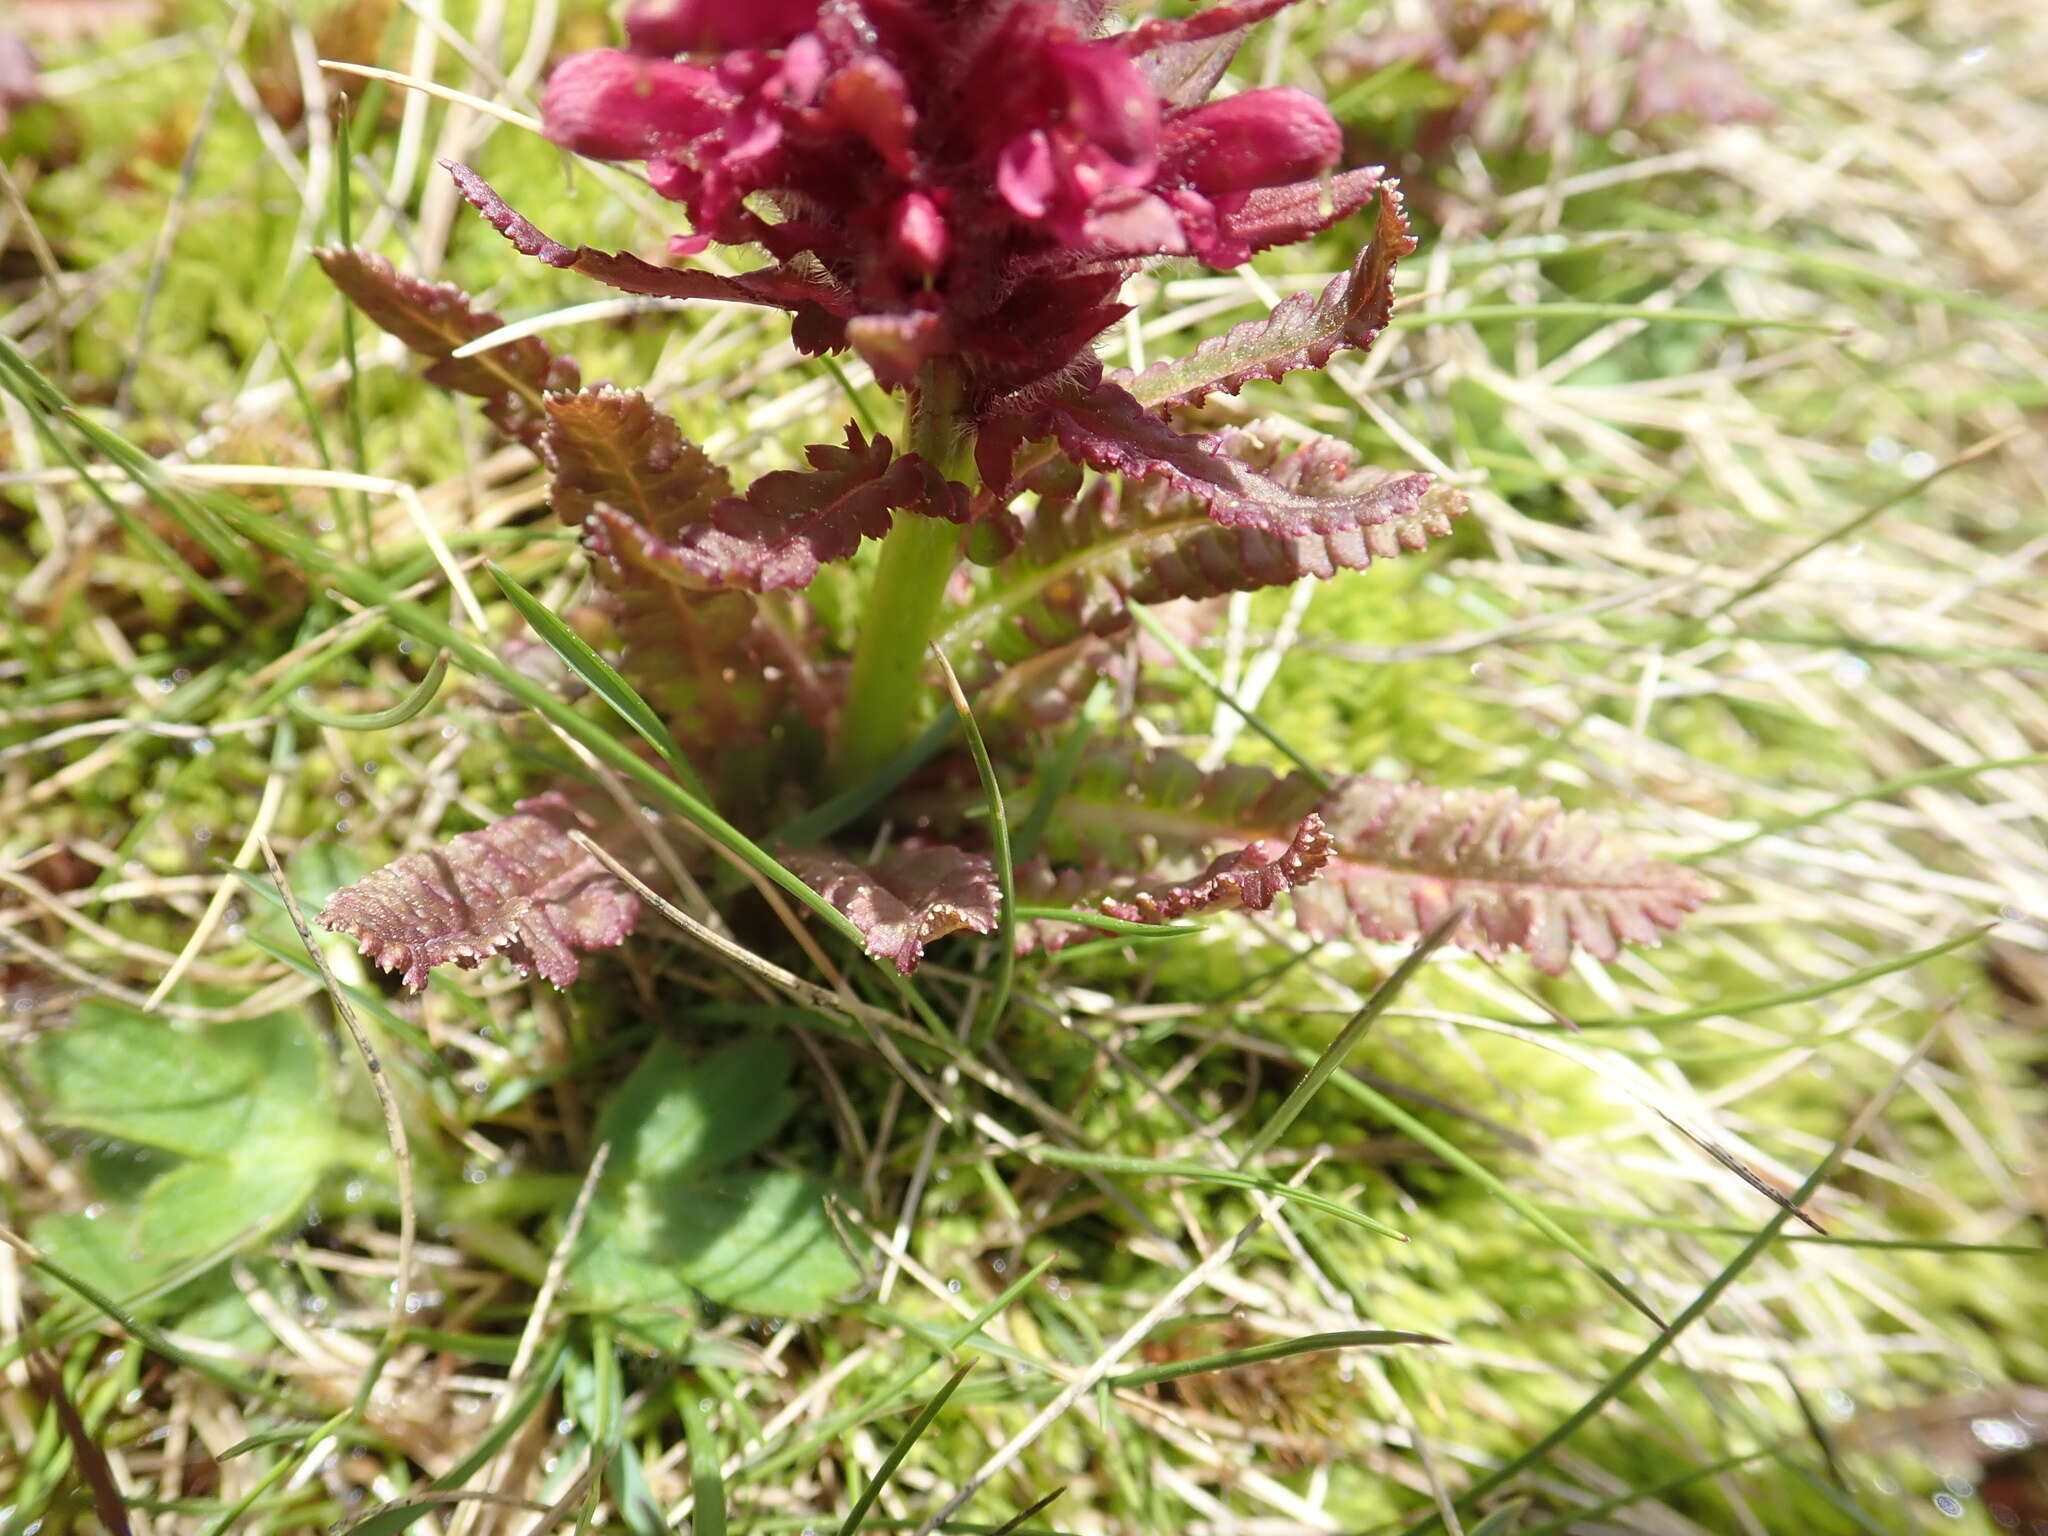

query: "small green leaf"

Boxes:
[650, 1169, 859, 1316]
[565, 1038, 858, 1340]
[26, 1001, 332, 1161]
[593, 1036, 796, 1184]
[23, 1000, 340, 1315]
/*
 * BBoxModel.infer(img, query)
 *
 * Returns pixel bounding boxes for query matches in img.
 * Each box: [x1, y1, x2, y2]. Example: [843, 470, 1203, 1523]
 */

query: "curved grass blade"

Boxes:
[287, 649, 449, 730]
[1010, 906, 1201, 940]
[1688, 752, 2048, 862]
[1304, 1065, 1668, 1329]
[773, 709, 958, 847]
[1128, 603, 1331, 788]
[1012, 686, 1103, 863]
[1560, 926, 1990, 1032]
[1401, 1024, 1945, 1533]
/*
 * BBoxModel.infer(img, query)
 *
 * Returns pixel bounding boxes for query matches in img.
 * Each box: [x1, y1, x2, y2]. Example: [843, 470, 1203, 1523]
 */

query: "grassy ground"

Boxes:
[3, 1, 2045, 1533]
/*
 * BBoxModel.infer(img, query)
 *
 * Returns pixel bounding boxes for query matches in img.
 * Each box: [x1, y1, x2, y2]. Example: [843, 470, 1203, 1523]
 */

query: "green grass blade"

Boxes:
[772, 708, 957, 847]
[676, 1385, 727, 1536]
[486, 561, 712, 801]
[1689, 431, 2012, 632]
[1011, 689, 1101, 863]
[1106, 1329, 1441, 1390]
[1559, 927, 1990, 1031]
[1402, 1027, 1943, 1532]
[1128, 605, 1331, 789]
[1009, 907, 1201, 940]
[1538, 1203, 2048, 1257]
[347, 1335, 569, 1535]
[1241, 910, 1462, 1166]
[0, 339, 242, 626]
[1021, 1147, 1408, 1242]
[1688, 752, 2048, 862]
[838, 1359, 976, 1536]
[936, 649, 1015, 1042]
[1306, 1066, 1668, 1329]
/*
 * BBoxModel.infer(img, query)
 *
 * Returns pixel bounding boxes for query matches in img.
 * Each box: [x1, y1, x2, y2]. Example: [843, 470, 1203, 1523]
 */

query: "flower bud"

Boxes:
[540, 51, 727, 161]
[1163, 87, 1342, 194]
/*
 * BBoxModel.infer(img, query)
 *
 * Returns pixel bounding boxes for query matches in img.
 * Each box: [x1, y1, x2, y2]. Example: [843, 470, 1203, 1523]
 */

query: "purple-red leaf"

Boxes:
[783, 845, 1001, 974]
[318, 792, 637, 991]
[1031, 747, 1709, 975]
[313, 247, 580, 447]
[1112, 0, 1303, 58]
[537, 386, 789, 759]
[582, 508, 788, 754]
[1101, 813, 1331, 923]
[1004, 380, 1438, 537]
[543, 386, 728, 532]
[1116, 179, 1411, 410]
[942, 427, 1464, 696]
[1297, 776, 1711, 975]
[1218, 165, 1390, 257]
[446, 161, 852, 321]
[581, 425, 966, 594]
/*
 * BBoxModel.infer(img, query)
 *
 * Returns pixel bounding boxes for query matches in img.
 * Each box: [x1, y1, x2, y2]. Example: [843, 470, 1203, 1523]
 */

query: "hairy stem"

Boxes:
[833, 364, 970, 788]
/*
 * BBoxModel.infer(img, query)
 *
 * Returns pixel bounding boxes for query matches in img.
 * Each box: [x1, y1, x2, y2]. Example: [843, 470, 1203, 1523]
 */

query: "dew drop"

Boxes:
[1973, 1418, 2030, 1452]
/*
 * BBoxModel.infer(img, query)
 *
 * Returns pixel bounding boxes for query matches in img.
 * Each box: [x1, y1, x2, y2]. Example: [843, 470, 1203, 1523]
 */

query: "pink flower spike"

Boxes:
[625, 0, 823, 56]
[1164, 88, 1342, 194]
[541, 51, 728, 161]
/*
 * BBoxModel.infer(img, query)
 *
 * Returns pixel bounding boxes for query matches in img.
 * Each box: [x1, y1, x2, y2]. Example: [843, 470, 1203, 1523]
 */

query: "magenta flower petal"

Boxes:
[541, 51, 728, 161]
[624, 0, 823, 56]
[1045, 42, 1161, 176]
[997, 131, 1060, 219]
[887, 192, 950, 279]
[1164, 87, 1342, 194]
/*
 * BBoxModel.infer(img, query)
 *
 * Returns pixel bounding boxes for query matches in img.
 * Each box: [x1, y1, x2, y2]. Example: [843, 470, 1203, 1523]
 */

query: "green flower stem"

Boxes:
[833, 364, 971, 789]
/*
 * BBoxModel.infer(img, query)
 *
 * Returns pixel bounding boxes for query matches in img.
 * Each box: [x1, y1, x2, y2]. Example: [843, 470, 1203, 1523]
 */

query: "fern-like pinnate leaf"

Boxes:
[313, 247, 579, 447]
[1037, 747, 1708, 973]
[318, 792, 638, 990]
[782, 845, 1000, 973]
[580, 423, 967, 594]
[1010, 378, 1437, 537]
[941, 427, 1464, 688]
[1101, 813, 1332, 923]
[545, 387, 786, 757]
[544, 386, 728, 530]
[447, 161, 853, 346]
[1116, 179, 1411, 411]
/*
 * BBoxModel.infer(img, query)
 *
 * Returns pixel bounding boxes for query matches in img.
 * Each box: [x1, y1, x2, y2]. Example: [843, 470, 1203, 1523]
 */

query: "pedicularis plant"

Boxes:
[316, 0, 1707, 990]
